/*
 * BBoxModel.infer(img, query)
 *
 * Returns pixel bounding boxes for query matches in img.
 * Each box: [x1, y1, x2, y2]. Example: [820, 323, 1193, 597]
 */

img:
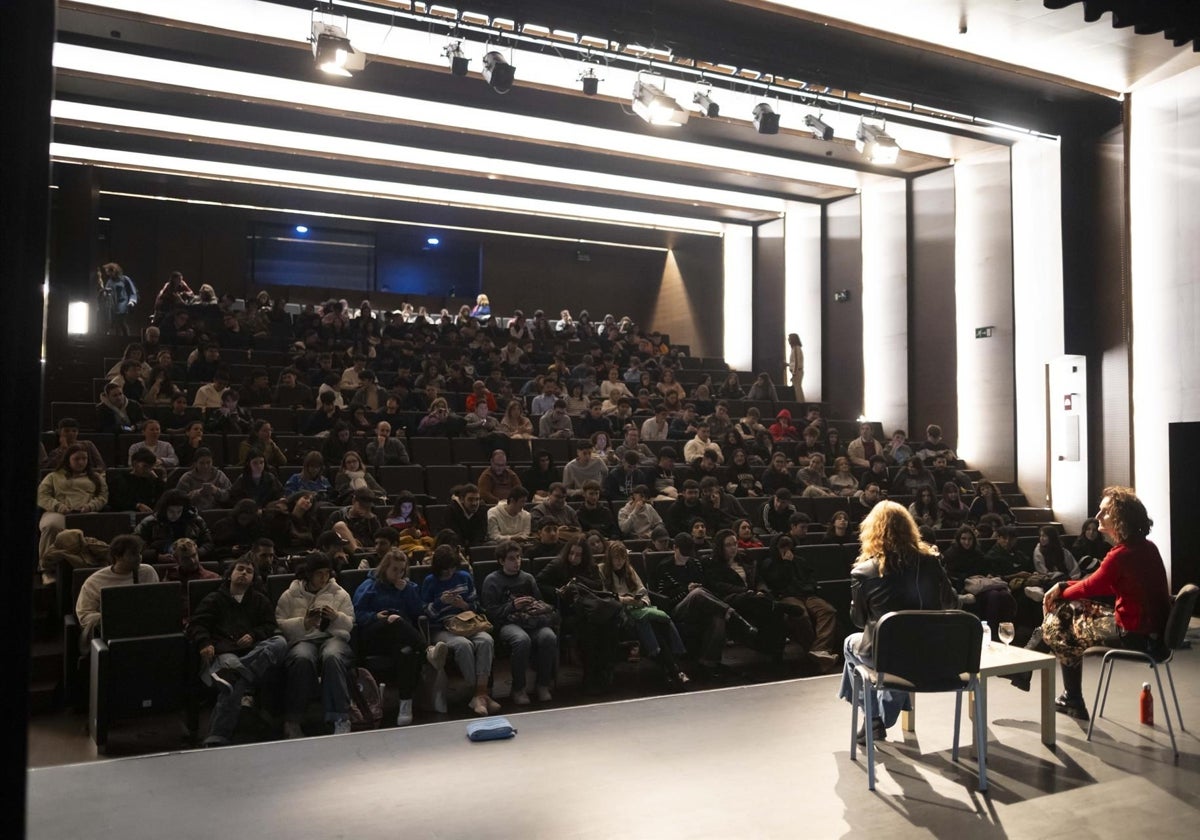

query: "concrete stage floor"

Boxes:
[27, 649, 1200, 840]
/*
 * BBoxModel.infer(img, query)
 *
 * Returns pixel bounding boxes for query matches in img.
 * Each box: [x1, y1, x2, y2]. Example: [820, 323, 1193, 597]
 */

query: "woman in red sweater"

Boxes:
[1037, 486, 1170, 721]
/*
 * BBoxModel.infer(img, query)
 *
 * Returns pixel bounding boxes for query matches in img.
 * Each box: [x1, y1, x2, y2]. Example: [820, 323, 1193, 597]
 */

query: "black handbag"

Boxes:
[567, 581, 624, 625]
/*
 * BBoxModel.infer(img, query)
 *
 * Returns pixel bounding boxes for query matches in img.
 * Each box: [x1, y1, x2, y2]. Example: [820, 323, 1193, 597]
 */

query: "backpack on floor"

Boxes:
[348, 667, 383, 729]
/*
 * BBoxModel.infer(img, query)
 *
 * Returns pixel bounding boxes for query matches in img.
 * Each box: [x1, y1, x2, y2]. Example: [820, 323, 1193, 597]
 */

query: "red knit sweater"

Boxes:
[1062, 538, 1170, 635]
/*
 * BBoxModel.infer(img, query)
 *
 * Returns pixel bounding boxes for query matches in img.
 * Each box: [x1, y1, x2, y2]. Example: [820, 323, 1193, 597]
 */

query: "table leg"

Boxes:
[902, 699, 915, 734]
[975, 678, 988, 758]
[1040, 663, 1056, 747]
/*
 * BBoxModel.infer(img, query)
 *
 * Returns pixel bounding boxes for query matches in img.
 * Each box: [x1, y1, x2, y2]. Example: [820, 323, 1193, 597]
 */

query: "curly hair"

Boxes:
[1101, 485, 1153, 541]
[857, 501, 935, 574]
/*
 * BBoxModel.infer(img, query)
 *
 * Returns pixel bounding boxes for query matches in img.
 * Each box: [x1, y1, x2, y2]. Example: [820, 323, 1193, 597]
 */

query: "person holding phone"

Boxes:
[275, 553, 355, 738]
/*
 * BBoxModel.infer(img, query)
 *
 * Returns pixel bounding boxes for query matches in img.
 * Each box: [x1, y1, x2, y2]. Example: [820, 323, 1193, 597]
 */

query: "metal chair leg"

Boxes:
[1098, 654, 1116, 718]
[1151, 664, 1179, 760]
[1164, 662, 1184, 732]
[864, 682, 876, 791]
[850, 673, 860, 761]
[952, 690, 962, 762]
[1087, 657, 1107, 741]
[974, 683, 987, 791]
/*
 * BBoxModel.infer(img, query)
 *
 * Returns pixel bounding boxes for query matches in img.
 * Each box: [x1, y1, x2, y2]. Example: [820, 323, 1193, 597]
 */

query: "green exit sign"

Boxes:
[975, 327, 994, 339]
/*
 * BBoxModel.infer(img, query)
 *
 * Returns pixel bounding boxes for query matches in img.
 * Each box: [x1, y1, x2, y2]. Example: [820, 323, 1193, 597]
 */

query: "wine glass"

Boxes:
[997, 622, 1015, 646]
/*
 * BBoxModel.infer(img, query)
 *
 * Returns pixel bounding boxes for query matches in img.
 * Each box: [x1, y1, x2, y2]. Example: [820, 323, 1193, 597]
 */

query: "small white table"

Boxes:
[901, 643, 1058, 747]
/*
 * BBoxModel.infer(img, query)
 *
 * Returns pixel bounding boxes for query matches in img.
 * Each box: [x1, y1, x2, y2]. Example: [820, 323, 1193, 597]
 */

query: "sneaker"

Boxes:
[536, 686, 553, 702]
[432, 688, 448, 715]
[511, 690, 531, 705]
[283, 721, 304, 740]
[1055, 693, 1090, 721]
[240, 693, 256, 708]
[485, 696, 501, 714]
[210, 668, 239, 694]
[426, 641, 449, 670]
[333, 719, 352, 735]
[469, 696, 489, 716]
[1025, 586, 1046, 603]
[395, 699, 413, 727]
[856, 718, 889, 746]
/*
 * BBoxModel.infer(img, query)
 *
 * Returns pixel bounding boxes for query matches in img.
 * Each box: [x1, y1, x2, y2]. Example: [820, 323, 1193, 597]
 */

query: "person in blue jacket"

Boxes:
[352, 549, 433, 726]
[420, 545, 498, 716]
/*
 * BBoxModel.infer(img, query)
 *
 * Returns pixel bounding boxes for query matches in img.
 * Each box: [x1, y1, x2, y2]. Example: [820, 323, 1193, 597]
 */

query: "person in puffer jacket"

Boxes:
[274, 552, 355, 738]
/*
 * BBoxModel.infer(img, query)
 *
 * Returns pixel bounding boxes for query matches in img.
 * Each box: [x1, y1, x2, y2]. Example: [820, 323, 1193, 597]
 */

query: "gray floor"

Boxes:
[27, 638, 1200, 840]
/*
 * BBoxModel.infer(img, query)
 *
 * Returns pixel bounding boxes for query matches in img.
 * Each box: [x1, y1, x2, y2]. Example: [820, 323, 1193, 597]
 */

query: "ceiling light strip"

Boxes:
[94, 189, 671, 252]
[50, 143, 727, 235]
[52, 42, 864, 187]
[50, 100, 788, 214]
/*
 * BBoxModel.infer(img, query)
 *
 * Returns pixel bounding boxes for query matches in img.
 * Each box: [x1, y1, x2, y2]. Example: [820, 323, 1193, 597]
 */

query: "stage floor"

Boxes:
[28, 657, 1200, 840]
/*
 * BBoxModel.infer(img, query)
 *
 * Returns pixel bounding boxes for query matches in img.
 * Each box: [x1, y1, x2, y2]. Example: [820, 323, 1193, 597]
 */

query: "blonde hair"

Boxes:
[375, 549, 410, 585]
[856, 501, 935, 574]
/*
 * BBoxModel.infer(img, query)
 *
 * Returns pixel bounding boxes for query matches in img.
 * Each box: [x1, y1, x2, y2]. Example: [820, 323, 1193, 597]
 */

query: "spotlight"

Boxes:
[295, 225, 309, 234]
[443, 42, 469, 76]
[752, 103, 780, 134]
[426, 236, 440, 246]
[803, 114, 834, 141]
[579, 67, 600, 96]
[692, 90, 720, 117]
[632, 79, 689, 126]
[855, 119, 900, 164]
[482, 50, 515, 93]
[311, 22, 364, 77]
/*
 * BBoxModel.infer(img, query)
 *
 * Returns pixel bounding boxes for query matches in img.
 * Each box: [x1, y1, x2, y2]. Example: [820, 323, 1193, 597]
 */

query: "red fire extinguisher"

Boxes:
[1140, 682, 1154, 726]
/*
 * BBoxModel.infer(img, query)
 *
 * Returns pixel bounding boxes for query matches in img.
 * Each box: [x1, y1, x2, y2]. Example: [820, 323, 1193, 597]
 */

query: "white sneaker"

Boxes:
[333, 719, 352, 735]
[395, 698, 413, 727]
[283, 721, 304, 740]
[432, 689, 448, 714]
[426, 641, 449, 670]
[1025, 586, 1045, 603]
[511, 690, 530, 705]
[536, 686, 553, 703]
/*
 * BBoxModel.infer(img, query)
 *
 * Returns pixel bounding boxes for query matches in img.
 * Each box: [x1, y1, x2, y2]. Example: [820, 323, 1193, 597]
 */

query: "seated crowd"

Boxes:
[40, 283, 1054, 748]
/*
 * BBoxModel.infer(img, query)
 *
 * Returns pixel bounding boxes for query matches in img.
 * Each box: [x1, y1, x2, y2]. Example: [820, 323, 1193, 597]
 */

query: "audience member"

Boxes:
[421, 545, 498, 716]
[42, 418, 106, 470]
[75, 534, 159, 652]
[481, 541, 559, 704]
[109, 448, 166, 513]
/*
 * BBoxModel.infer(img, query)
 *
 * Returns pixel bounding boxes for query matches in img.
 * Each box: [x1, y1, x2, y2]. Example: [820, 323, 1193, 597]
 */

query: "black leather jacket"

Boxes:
[850, 552, 957, 661]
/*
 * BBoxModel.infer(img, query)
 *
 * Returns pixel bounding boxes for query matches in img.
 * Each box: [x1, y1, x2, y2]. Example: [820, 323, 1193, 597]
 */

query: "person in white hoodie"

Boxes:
[274, 552, 355, 737]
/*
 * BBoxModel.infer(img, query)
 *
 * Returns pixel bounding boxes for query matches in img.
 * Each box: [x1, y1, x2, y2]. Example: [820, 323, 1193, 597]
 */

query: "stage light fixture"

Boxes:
[632, 79, 689, 126]
[443, 42, 469, 76]
[311, 22, 364, 77]
[855, 119, 900, 164]
[482, 50, 515, 93]
[752, 103, 780, 134]
[579, 67, 599, 96]
[692, 90, 720, 117]
[803, 114, 834, 141]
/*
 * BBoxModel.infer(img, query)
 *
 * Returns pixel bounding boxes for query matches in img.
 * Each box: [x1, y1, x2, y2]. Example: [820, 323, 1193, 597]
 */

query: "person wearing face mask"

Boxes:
[187, 554, 287, 747]
[134, 489, 215, 563]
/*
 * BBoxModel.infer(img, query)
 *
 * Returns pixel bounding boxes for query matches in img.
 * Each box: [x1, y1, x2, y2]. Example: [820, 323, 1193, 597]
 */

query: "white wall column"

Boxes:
[954, 147, 1016, 481]
[722, 224, 754, 371]
[860, 176, 909, 432]
[783, 201, 822, 402]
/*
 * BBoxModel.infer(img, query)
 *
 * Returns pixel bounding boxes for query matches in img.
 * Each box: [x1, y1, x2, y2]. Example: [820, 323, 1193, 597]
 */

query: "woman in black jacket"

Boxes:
[838, 501, 958, 744]
[942, 524, 1017, 637]
[535, 539, 619, 694]
[703, 529, 786, 658]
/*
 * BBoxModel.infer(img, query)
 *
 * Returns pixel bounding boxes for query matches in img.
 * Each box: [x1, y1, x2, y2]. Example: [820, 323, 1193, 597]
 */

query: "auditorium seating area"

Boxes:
[32, 293, 1055, 754]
